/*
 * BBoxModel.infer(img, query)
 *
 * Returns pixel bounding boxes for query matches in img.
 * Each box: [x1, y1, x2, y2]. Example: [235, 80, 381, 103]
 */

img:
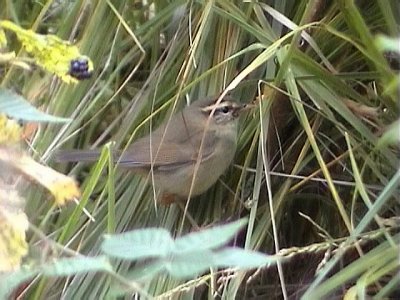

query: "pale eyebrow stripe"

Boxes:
[201, 102, 231, 113]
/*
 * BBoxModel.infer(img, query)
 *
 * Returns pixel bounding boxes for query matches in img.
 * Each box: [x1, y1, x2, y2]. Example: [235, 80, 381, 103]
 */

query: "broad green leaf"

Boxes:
[0, 89, 71, 123]
[213, 248, 281, 269]
[101, 228, 174, 260]
[126, 259, 165, 281]
[165, 250, 215, 279]
[173, 218, 247, 253]
[40, 256, 112, 276]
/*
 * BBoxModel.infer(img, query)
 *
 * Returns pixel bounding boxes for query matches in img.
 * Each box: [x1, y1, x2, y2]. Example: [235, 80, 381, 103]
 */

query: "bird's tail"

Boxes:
[54, 149, 111, 162]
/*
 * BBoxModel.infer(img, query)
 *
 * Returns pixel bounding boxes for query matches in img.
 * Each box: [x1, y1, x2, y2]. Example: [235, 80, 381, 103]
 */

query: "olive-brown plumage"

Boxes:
[56, 96, 250, 202]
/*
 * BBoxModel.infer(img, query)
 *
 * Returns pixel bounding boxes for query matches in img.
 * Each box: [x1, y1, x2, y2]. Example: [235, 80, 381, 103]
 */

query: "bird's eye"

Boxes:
[217, 106, 230, 114]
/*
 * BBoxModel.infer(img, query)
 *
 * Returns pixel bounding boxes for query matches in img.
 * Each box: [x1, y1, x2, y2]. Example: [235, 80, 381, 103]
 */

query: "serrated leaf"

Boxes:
[165, 250, 216, 279]
[0, 269, 38, 299]
[0, 89, 71, 123]
[101, 228, 174, 260]
[40, 256, 112, 276]
[213, 248, 281, 269]
[173, 218, 247, 253]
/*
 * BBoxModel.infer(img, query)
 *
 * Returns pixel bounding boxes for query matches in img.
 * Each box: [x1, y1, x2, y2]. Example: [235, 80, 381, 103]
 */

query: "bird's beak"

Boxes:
[232, 102, 256, 118]
[240, 102, 257, 111]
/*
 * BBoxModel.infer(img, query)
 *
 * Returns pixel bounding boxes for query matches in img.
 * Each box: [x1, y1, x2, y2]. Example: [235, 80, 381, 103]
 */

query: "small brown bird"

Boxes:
[56, 95, 251, 204]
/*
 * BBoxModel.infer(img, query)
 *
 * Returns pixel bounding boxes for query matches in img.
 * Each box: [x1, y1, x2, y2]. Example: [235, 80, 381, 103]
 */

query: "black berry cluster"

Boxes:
[68, 58, 92, 80]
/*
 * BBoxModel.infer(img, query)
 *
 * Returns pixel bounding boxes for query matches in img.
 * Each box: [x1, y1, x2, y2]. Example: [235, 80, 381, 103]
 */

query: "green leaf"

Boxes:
[173, 218, 247, 253]
[166, 246, 280, 279]
[40, 256, 113, 276]
[0, 258, 112, 298]
[213, 248, 281, 269]
[101, 228, 174, 260]
[126, 259, 165, 281]
[0, 89, 71, 123]
[165, 250, 216, 279]
[0, 269, 38, 299]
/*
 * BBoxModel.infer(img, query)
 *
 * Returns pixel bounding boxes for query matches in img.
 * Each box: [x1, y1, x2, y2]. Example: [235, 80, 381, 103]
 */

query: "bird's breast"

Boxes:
[153, 135, 237, 198]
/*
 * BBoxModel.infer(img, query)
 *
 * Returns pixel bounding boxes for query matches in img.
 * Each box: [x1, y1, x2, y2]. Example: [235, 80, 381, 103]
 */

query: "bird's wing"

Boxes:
[117, 130, 217, 171]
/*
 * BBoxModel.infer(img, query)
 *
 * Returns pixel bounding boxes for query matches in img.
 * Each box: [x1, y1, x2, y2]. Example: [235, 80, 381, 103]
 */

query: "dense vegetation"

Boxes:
[1, 0, 399, 299]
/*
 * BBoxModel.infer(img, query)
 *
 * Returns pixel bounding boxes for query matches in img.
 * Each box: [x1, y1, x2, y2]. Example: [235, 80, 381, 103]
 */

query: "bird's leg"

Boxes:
[158, 192, 177, 205]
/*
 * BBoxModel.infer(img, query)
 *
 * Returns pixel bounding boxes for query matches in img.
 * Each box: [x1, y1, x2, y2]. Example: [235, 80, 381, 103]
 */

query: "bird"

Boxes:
[56, 95, 252, 204]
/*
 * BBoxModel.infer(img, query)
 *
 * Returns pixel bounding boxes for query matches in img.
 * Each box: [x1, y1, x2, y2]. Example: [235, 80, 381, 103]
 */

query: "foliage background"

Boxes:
[1, 0, 399, 299]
